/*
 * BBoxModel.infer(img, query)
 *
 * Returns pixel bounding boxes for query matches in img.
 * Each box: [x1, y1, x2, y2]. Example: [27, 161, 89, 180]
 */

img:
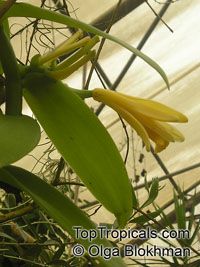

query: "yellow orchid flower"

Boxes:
[92, 89, 188, 153]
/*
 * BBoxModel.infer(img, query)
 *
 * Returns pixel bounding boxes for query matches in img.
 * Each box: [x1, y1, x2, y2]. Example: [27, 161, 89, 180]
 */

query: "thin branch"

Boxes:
[95, 0, 171, 115]
[80, 163, 200, 209]
[145, 0, 173, 32]
[51, 157, 65, 185]
[0, 203, 35, 223]
[150, 146, 181, 195]
[134, 162, 200, 190]
[84, 0, 123, 89]
[120, 191, 200, 254]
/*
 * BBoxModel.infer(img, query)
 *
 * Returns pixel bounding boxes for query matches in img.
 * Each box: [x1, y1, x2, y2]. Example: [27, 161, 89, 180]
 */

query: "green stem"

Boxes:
[38, 36, 90, 65]
[49, 50, 96, 80]
[53, 29, 83, 51]
[36, 30, 83, 66]
[55, 35, 99, 71]
[0, 25, 22, 115]
[68, 87, 93, 99]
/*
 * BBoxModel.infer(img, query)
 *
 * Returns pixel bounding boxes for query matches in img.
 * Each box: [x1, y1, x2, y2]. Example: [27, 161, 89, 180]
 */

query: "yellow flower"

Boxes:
[92, 89, 188, 153]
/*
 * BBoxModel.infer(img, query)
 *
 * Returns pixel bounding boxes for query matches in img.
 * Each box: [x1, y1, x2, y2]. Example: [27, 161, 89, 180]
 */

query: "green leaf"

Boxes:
[188, 204, 195, 233]
[131, 186, 138, 208]
[174, 192, 186, 230]
[159, 256, 174, 265]
[0, 1, 169, 89]
[23, 72, 133, 227]
[0, 231, 16, 241]
[0, 59, 2, 75]
[0, 84, 5, 105]
[129, 209, 162, 224]
[4, 193, 16, 208]
[2, 18, 10, 38]
[187, 220, 200, 247]
[159, 205, 174, 229]
[0, 166, 127, 267]
[141, 178, 159, 209]
[0, 115, 41, 167]
[172, 256, 179, 266]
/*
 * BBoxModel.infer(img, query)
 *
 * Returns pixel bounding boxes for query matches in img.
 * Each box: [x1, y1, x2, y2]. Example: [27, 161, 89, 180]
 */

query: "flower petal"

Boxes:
[109, 103, 151, 152]
[156, 121, 185, 142]
[93, 88, 186, 153]
[93, 89, 188, 123]
[119, 93, 188, 123]
[93, 88, 118, 104]
[137, 114, 185, 143]
[145, 128, 169, 153]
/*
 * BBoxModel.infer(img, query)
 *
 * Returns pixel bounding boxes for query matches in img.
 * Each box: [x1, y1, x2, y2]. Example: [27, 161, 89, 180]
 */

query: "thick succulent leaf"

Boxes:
[0, 1, 169, 88]
[0, 115, 40, 167]
[0, 166, 127, 267]
[23, 72, 133, 227]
